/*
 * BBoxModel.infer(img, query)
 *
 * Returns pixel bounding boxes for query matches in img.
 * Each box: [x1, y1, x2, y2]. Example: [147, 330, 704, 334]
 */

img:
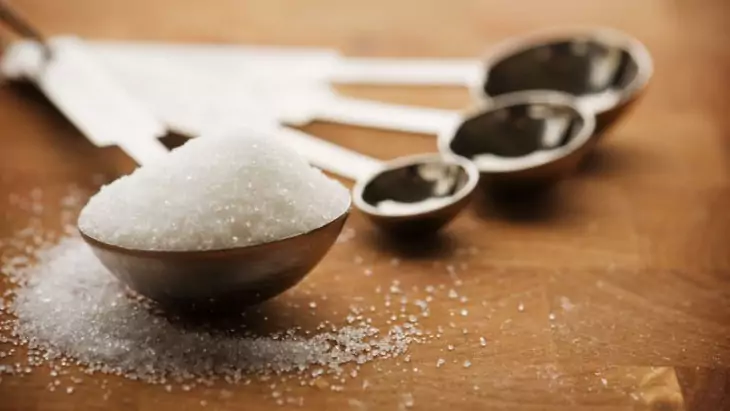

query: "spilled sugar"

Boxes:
[3, 236, 419, 383]
[78, 129, 350, 251]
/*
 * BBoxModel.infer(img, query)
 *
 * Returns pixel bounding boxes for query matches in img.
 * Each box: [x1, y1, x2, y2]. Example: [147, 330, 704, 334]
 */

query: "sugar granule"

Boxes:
[78, 129, 350, 251]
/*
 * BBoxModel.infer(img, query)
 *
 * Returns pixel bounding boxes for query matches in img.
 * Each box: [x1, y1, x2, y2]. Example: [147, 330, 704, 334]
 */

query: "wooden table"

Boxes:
[1, 1, 729, 410]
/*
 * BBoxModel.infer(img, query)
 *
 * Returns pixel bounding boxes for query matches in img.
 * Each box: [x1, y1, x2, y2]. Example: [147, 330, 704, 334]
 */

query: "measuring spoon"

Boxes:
[276, 127, 479, 234]
[0, 25, 345, 309]
[78, 126, 351, 309]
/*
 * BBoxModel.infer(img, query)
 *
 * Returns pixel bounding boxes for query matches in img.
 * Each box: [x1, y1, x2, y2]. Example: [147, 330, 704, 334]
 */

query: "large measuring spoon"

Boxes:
[77, 126, 351, 309]
[276, 127, 479, 234]
[86, 27, 650, 138]
[0, 17, 346, 309]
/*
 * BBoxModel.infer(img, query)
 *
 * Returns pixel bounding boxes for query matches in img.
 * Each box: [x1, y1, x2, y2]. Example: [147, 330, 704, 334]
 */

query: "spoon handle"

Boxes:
[0, 0, 51, 57]
[315, 95, 460, 136]
[274, 126, 382, 181]
[118, 137, 170, 166]
[331, 57, 481, 86]
[18, 38, 169, 165]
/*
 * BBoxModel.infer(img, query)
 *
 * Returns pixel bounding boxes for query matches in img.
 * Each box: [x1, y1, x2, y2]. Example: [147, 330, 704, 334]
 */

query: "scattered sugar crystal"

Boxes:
[460, 309, 468, 317]
[349, 399, 367, 410]
[463, 360, 471, 368]
[548, 313, 556, 321]
[364, 268, 373, 277]
[436, 359, 445, 368]
[448, 289, 458, 299]
[77, 129, 350, 251]
[402, 393, 414, 408]
[517, 302, 525, 312]
[447, 345, 454, 351]
[479, 337, 487, 347]
[335, 227, 356, 244]
[560, 296, 575, 311]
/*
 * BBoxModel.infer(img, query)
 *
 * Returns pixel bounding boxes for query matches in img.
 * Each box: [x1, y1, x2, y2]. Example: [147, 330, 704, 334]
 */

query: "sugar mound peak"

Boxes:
[78, 129, 351, 251]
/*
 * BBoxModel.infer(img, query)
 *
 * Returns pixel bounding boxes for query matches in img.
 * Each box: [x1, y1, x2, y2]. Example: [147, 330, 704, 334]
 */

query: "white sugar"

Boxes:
[78, 129, 350, 251]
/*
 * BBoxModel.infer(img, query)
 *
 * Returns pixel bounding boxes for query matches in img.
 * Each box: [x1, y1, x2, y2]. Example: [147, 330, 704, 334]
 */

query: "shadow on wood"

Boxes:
[471, 181, 564, 223]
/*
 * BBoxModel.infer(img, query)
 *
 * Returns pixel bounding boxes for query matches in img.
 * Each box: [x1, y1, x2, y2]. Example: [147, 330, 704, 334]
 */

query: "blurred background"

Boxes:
[1, 1, 730, 410]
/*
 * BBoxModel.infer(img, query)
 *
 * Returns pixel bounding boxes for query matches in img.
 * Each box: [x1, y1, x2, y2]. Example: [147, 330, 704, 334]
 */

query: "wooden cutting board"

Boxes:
[1, 1, 729, 410]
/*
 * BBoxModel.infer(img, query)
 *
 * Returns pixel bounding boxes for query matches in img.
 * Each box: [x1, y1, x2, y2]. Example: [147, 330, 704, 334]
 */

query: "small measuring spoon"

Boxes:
[476, 27, 653, 135]
[276, 127, 479, 234]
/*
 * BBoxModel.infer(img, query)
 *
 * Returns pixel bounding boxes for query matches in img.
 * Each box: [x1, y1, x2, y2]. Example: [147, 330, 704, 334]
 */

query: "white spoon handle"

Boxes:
[274, 127, 382, 181]
[315, 96, 459, 135]
[118, 138, 170, 166]
[331, 58, 481, 86]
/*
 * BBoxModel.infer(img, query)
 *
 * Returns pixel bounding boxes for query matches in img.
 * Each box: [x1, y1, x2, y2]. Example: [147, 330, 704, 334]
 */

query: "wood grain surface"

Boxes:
[1, 0, 729, 410]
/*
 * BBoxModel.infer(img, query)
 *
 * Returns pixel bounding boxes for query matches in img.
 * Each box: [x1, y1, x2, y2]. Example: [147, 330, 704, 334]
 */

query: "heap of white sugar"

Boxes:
[77, 129, 350, 251]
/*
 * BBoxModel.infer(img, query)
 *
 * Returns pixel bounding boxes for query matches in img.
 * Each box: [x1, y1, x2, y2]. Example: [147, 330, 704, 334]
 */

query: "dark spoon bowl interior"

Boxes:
[479, 28, 652, 134]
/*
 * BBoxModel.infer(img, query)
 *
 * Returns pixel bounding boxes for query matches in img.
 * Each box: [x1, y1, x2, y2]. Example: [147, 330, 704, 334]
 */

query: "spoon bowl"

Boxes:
[79, 209, 349, 310]
[353, 153, 479, 234]
[479, 27, 652, 135]
[440, 91, 595, 186]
